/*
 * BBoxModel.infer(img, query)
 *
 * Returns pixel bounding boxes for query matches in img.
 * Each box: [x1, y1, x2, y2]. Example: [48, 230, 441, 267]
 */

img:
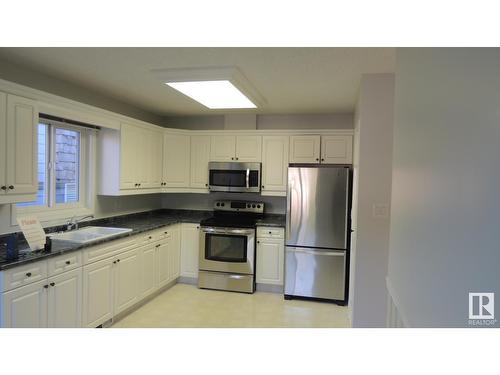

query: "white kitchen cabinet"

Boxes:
[120, 122, 146, 189]
[1, 280, 48, 328]
[261, 136, 289, 194]
[289, 135, 321, 163]
[82, 257, 114, 328]
[290, 135, 353, 164]
[0, 93, 38, 204]
[210, 135, 261, 162]
[144, 127, 164, 189]
[157, 240, 171, 289]
[320, 135, 353, 164]
[163, 133, 190, 188]
[180, 223, 200, 279]
[138, 244, 157, 298]
[256, 228, 285, 286]
[190, 135, 211, 190]
[169, 225, 181, 281]
[235, 135, 262, 162]
[210, 135, 235, 161]
[113, 247, 140, 315]
[47, 268, 82, 328]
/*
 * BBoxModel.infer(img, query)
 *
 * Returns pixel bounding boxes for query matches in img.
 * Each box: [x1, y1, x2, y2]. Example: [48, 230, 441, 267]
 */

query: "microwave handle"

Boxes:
[246, 168, 250, 189]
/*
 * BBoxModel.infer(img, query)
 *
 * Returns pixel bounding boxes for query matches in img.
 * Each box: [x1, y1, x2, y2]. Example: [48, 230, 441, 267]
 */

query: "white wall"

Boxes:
[161, 193, 286, 214]
[349, 74, 394, 327]
[387, 48, 500, 327]
[163, 113, 353, 130]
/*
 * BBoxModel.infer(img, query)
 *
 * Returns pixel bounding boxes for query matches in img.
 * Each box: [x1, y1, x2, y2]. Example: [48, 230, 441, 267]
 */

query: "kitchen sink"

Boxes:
[49, 226, 133, 244]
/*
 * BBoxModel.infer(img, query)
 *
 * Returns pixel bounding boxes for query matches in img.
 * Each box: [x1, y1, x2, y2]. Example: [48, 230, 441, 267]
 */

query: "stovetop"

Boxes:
[200, 200, 265, 229]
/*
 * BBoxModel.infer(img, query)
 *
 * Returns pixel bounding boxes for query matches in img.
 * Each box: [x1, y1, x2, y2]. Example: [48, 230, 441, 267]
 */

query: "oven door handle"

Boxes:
[246, 168, 250, 189]
[201, 227, 255, 236]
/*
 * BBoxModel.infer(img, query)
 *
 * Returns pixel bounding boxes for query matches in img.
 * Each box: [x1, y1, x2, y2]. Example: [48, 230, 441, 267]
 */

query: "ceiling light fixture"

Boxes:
[166, 80, 256, 109]
[152, 66, 265, 110]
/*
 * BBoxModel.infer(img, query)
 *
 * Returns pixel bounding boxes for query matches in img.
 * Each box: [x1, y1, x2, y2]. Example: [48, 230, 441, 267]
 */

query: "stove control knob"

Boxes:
[257, 204, 261, 209]
[221, 203, 225, 207]
[216, 203, 220, 207]
[247, 204, 251, 208]
[252, 204, 256, 208]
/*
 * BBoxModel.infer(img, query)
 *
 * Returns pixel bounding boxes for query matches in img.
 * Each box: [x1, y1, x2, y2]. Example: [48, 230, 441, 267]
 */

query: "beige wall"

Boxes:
[349, 74, 394, 327]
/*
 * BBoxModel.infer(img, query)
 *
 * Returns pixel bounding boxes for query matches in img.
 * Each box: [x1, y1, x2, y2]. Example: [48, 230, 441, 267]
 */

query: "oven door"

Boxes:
[199, 227, 255, 275]
[208, 162, 261, 193]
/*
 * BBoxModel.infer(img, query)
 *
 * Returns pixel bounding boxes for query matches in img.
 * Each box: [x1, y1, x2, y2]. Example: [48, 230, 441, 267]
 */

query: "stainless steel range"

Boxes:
[198, 200, 264, 294]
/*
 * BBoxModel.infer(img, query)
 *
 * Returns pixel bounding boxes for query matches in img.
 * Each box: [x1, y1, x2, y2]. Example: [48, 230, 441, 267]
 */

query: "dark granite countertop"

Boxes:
[0, 209, 212, 271]
[0, 209, 285, 271]
[255, 214, 286, 228]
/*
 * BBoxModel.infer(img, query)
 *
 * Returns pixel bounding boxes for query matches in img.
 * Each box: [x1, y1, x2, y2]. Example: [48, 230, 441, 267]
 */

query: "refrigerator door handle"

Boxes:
[286, 248, 345, 256]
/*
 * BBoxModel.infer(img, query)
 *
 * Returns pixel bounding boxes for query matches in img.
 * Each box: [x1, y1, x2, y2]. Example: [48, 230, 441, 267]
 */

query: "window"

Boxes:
[15, 117, 93, 220]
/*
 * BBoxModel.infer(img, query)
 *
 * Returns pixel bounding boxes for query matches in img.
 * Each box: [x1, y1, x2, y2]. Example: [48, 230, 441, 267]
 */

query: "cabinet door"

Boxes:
[143, 128, 163, 189]
[171, 225, 181, 279]
[289, 135, 321, 163]
[157, 239, 171, 288]
[5, 94, 38, 195]
[163, 133, 190, 188]
[235, 135, 262, 162]
[190, 135, 211, 189]
[1, 280, 48, 328]
[139, 244, 157, 298]
[321, 135, 353, 164]
[210, 135, 235, 161]
[180, 223, 200, 278]
[114, 248, 140, 315]
[82, 257, 114, 328]
[256, 238, 284, 286]
[120, 122, 141, 189]
[261, 136, 289, 192]
[47, 268, 82, 328]
[0, 92, 6, 194]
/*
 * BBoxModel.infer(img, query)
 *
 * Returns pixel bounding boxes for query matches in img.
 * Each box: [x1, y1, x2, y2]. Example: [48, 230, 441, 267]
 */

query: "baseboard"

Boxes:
[178, 276, 198, 285]
[386, 277, 410, 328]
[256, 283, 283, 294]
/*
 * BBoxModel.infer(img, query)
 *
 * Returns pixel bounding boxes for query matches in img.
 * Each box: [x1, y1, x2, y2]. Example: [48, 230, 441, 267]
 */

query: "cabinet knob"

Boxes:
[65, 260, 71, 265]
[261, 185, 264, 189]
[116, 259, 120, 263]
[231, 157, 234, 160]
[269, 231, 272, 234]
[205, 183, 208, 187]
[321, 158, 325, 162]
[26, 272, 32, 277]
[257, 241, 260, 244]
[50, 282, 55, 287]
[8, 185, 14, 190]
[43, 284, 49, 289]
[0, 186, 6, 190]
[316, 158, 319, 161]
[149, 236, 152, 239]
[156, 244, 160, 248]
[113, 260, 117, 264]
[235, 157, 239, 160]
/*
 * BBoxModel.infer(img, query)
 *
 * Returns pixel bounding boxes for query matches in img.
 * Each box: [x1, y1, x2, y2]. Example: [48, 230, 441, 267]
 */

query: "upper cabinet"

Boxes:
[210, 135, 262, 162]
[0, 92, 38, 204]
[190, 135, 211, 190]
[98, 122, 165, 195]
[289, 135, 352, 164]
[261, 136, 289, 194]
[163, 133, 190, 189]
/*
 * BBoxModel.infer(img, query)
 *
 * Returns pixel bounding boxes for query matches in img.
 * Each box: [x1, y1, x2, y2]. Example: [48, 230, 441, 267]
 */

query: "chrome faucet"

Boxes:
[66, 215, 94, 231]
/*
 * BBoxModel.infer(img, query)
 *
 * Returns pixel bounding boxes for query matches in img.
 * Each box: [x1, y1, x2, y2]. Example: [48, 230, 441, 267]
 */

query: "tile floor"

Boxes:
[112, 283, 350, 328]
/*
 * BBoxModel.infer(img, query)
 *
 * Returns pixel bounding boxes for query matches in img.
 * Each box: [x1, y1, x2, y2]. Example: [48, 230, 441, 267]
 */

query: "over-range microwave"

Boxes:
[208, 162, 261, 193]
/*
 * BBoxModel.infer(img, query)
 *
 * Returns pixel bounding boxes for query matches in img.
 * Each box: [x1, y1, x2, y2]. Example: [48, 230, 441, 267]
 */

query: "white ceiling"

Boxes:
[0, 48, 395, 116]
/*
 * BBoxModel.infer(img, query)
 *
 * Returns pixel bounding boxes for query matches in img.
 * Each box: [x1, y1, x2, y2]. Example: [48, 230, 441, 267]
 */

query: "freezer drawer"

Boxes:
[284, 246, 346, 301]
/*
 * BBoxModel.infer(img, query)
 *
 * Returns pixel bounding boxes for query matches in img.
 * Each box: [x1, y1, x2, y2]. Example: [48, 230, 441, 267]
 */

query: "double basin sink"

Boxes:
[49, 226, 133, 245]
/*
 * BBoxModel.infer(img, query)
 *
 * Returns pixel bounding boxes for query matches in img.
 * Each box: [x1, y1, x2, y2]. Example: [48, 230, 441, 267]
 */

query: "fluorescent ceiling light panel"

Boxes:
[166, 80, 257, 109]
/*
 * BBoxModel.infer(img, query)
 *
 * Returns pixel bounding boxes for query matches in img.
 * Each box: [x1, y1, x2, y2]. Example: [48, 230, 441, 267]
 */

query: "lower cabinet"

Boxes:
[1, 280, 48, 328]
[138, 244, 157, 298]
[113, 248, 140, 315]
[256, 227, 285, 286]
[82, 257, 114, 328]
[1, 268, 82, 328]
[47, 268, 82, 328]
[180, 223, 200, 279]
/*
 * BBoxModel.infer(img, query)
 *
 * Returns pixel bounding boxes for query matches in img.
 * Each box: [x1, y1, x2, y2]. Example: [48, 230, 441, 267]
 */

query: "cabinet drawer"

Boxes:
[257, 227, 285, 239]
[82, 235, 140, 265]
[142, 226, 172, 243]
[1, 260, 48, 292]
[47, 252, 82, 277]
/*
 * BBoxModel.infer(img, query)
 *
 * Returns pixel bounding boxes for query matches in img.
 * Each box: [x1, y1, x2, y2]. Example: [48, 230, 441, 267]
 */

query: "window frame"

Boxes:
[11, 117, 95, 226]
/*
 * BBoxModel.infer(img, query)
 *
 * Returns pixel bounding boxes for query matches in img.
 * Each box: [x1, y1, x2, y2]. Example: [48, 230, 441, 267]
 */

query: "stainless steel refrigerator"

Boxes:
[285, 165, 350, 302]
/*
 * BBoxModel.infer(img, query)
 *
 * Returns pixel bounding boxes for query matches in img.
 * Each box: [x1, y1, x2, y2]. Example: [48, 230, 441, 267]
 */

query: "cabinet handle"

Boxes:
[113, 260, 117, 264]
[50, 282, 55, 287]
[43, 284, 49, 289]
[316, 158, 319, 161]
[261, 185, 264, 189]
[236, 157, 239, 160]
[321, 158, 325, 162]
[0, 186, 6, 190]
[8, 185, 14, 190]
[257, 241, 260, 244]
[116, 259, 120, 263]
[156, 244, 160, 248]
[65, 260, 71, 265]
[205, 183, 208, 187]
[269, 231, 272, 234]
[26, 272, 32, 277]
